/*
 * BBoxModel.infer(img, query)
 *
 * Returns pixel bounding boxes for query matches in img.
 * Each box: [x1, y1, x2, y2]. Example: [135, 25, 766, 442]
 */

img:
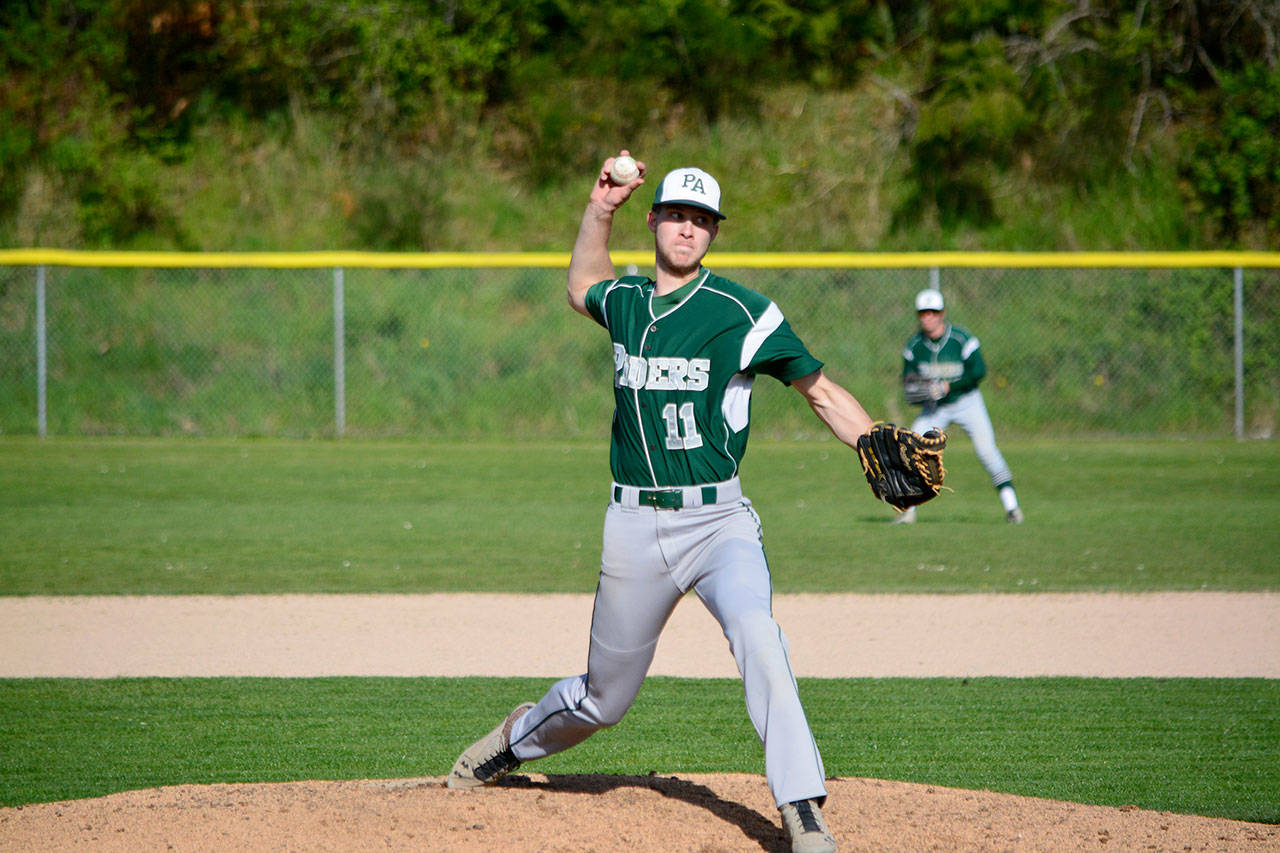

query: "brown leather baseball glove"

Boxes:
[856, 422, 948, 510]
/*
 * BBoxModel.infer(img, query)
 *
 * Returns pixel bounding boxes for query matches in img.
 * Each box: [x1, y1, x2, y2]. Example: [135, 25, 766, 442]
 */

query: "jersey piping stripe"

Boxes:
[737, 301, 785, 371]
[758, 537, 829, 789]
[698, 289, 785, 476]
[774, 617, 828, 785]
[509, 680, 585, 753]
[631, 372, 655, 486]
[598, 278, 620, 331]
[722, 374, 754, 435]
[636, 269, 710, 486]
[720, 301, 785, 443]
[648, 268, 710, 322]
[699, 284, 765, 337]
[596, 278, 646, 332]
[595, 277, 656, 485]
[961, 336, 980, 359]
[752, 530, 830, 785]
[718, 296, 783, 437]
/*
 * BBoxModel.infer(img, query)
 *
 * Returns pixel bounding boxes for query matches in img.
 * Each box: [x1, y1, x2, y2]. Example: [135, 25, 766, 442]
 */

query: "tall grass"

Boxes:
[126, 85, 1201, 255]
[5, 263, 1274, 439]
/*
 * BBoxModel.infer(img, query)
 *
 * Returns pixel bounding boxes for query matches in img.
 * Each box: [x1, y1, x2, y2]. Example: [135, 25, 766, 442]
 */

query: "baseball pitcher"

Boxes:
[896, 287, 1023, 524]
[445, 152, 889, 853]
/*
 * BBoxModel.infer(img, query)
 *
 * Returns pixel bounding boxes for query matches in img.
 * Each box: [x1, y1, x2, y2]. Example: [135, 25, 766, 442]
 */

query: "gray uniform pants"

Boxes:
[507, 486, 827, 808]
[912, 388, 1013, 488]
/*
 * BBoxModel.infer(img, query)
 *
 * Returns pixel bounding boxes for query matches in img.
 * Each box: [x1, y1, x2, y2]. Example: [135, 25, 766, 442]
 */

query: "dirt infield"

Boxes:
[4, 591, 1278, 677]
[2, 592, 1278, 851]
[2, 774, 1276, 852]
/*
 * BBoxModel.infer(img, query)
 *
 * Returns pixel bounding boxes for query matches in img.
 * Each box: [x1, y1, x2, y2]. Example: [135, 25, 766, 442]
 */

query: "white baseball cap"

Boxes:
[651, 167, 726, 220]
[915, 288, 945, 312]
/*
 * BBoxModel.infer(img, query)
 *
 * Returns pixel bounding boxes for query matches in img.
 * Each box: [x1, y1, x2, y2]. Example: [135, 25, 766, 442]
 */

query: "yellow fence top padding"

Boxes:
[1, 249, 1278, 269]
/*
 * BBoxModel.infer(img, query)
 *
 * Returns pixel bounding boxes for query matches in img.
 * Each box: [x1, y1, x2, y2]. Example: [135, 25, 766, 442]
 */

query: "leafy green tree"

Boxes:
[888, 0, 1278, 243]
[1182, 63, 1280, 241]
[2, 0, 1278, 247]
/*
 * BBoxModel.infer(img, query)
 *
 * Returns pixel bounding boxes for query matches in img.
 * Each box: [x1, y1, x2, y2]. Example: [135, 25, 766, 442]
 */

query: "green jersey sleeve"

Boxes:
[951, 337, 985, 395]
[583, 278, 614, 328]
[743, 313, 823, 384]
[585, 275, 650, 329]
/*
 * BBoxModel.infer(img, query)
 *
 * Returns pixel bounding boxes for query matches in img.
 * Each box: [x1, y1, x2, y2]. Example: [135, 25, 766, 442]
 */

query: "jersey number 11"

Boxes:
[662, 402, 704, 450]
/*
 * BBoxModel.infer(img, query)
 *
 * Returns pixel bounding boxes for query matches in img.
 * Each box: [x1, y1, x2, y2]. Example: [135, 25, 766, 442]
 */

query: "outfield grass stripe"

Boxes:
[1, 677, 1277, 820]
[4, 592, 1277, 678]
[4, 438, 1277, 595]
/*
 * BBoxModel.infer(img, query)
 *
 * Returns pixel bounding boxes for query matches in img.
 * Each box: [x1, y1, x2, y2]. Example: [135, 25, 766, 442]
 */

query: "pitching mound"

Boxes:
[2, 773, 1275, 852]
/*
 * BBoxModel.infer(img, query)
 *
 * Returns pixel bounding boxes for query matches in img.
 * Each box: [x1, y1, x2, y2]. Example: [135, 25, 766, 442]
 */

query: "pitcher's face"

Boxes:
[648, 204, 718, 276]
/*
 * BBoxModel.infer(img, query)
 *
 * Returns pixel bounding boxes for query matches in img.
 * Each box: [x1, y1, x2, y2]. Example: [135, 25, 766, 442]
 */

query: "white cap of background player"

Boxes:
[915, 288, 945, 311]
[651, 167, 726, 220]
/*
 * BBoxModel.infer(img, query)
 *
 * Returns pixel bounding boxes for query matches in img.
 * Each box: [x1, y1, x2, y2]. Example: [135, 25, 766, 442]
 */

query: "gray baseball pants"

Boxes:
[507, 482, 828, 808]
[912, 388, 1013, 487]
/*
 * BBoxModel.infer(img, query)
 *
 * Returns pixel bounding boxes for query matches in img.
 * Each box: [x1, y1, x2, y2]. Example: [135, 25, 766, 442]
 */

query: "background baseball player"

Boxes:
[896, 287, 1023, 524]
[446, 152, 881, 853]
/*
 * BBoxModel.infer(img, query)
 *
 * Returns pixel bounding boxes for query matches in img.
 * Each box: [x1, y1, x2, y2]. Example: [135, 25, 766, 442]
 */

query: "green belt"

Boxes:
[613, 485, 719, 509]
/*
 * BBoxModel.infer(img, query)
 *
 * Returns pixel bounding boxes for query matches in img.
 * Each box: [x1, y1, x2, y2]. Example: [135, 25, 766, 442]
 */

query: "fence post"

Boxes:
[1233, 266, 1244, 440]
[333, 267, 346, 438]
[36, 265, 47, 438]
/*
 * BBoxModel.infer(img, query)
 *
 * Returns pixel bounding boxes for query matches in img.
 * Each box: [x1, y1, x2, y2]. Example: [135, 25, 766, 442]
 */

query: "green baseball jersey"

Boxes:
[585, 268, 823, 487]
[901, 324, 986, 405]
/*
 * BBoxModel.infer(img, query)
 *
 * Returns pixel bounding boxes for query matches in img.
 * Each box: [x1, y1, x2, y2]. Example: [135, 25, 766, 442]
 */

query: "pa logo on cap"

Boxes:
[652, 167, 725, 220]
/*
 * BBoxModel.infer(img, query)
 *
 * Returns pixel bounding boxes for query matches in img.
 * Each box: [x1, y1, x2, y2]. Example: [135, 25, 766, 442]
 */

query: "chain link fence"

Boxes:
[1, 253, 1277, 440]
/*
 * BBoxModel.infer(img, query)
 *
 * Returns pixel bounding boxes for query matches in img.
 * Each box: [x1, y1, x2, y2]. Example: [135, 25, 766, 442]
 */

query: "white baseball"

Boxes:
[610, 155, 639, 185]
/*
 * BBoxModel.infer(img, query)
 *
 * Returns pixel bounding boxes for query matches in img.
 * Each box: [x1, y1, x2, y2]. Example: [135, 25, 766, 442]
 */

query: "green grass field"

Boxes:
[2, 437, 1277, 820]
[2, 436, 1277, 594]
[2, 678, 1276, 822]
